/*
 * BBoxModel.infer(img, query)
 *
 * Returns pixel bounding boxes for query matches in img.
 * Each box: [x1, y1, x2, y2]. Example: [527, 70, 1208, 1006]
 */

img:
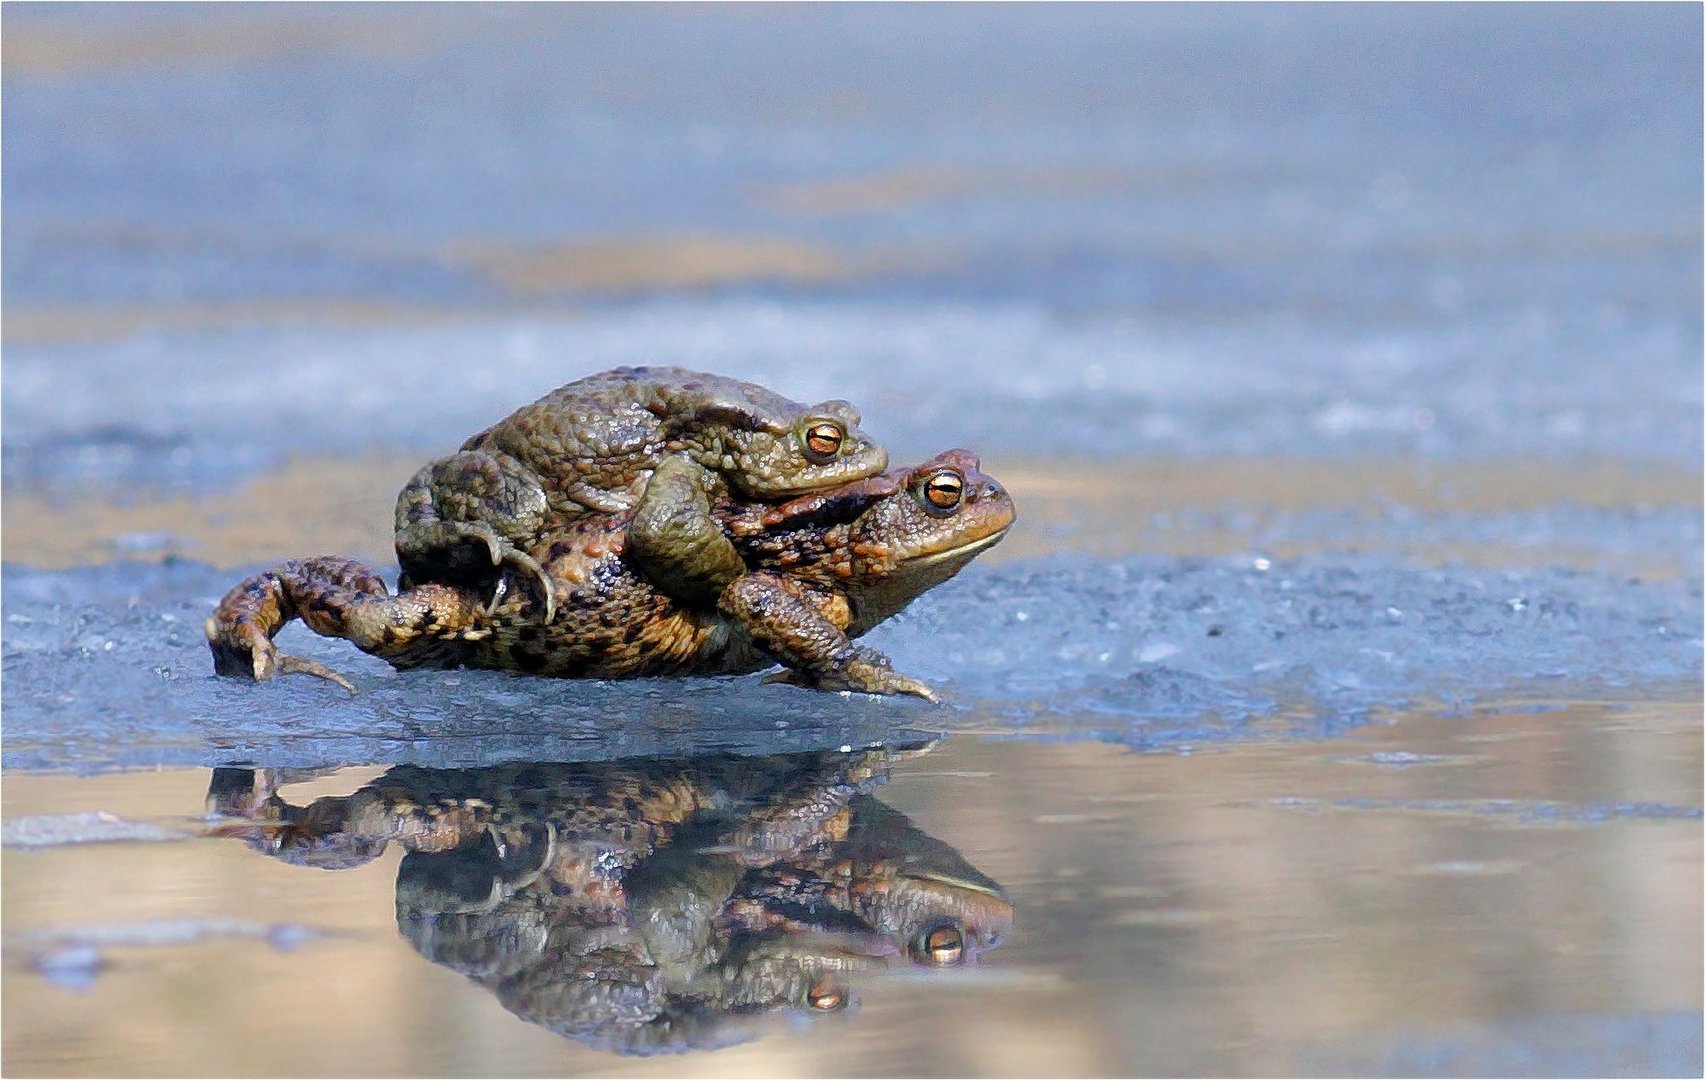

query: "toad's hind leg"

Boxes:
[205, 556, 486, 691]
[394, 451, 558, 622]
[625, 454, 748, 605]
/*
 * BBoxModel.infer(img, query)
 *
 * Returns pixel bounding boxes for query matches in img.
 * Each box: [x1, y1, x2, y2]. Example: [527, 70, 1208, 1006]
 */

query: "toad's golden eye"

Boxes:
[803, 422, 844, 463]
[921, 470, 964, 514]
[917, 924, 965, 965]
[806, 982, 847, 1011]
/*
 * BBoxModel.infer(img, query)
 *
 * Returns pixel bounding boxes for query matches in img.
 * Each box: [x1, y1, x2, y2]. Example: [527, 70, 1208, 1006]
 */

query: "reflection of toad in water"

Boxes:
[207, 744, 1011, 1055]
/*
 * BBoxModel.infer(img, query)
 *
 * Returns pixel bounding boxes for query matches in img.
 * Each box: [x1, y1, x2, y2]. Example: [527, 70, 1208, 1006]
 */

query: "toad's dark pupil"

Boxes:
[807, 985, 845, 1009]
[925, 475, 963, 507]
[925, 926, 964, 962]
[806, 424, 842, 456]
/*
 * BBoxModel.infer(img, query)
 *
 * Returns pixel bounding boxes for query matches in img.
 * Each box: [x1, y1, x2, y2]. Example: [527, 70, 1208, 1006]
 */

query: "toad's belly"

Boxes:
[426, 604, 760, 680]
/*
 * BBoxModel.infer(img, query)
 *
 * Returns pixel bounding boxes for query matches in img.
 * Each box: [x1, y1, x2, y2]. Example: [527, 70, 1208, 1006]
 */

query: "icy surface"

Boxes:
[4, 5, 1701, 491]
[1228, 504, 1704, 576]
[2, 4, 1699, 771]
[4, 556, 1697, 773]
[6, 5, 1698, 316]
[6, 302, 1702, 498]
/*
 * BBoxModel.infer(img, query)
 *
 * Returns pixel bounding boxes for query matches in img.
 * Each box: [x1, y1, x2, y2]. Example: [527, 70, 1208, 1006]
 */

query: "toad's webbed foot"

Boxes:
[761, 647, 938, 703]
[720, 571, 938, 701]
[625, 454, 748, 607]
[206, 560, 364, 693]
[206, 556, 487, 689]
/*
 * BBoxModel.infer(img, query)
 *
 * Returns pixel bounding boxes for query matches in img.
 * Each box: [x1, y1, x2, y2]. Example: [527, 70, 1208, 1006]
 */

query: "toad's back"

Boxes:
[461, 366, 810, 512]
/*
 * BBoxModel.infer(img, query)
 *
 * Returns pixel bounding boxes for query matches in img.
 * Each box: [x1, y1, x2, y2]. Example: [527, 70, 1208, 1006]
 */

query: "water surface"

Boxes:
[4, 697, 1699, 1076]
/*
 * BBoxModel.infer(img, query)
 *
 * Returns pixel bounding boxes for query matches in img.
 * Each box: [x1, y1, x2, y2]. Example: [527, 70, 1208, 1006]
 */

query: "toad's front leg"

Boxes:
[717, 571, 936, 701]
[205, 556, 487, 691]
[624, 453, 749, 606]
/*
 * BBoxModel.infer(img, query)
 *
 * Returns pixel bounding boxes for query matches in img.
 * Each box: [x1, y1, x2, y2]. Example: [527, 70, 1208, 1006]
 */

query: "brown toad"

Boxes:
[207, 450, 1014, 700]
[396, 365, 888, 621]
[206, 745, 1012, 1055]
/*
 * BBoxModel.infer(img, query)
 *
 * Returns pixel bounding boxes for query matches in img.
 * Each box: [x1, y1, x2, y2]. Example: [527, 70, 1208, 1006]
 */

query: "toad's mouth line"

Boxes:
[906, 870, 1011, 901]
[907, 524, 1013, 567]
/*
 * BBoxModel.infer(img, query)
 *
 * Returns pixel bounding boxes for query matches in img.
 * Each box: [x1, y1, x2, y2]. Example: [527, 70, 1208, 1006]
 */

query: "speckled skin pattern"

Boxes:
[207, 746, 1011, 1055]
[207, 450, 1014, 699]
[394, 366, 889, 617]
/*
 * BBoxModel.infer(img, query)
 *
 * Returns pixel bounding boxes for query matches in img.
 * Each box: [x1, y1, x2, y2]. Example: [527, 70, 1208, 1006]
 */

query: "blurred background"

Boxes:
[3, 4, 1701, 1077]
[5, 3, 1700, 502]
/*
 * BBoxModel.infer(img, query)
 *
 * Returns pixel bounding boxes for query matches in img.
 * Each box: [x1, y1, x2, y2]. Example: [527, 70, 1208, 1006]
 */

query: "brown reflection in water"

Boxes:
[2, 698, 1696, 1076]
[204, 745, 1012, 1056]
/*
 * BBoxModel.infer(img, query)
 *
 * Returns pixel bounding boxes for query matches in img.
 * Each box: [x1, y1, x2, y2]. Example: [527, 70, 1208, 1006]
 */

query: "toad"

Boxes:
[396, 366, 888, 621]
[206, 745, 1011, 1055]
[207, 449, 1014, 700]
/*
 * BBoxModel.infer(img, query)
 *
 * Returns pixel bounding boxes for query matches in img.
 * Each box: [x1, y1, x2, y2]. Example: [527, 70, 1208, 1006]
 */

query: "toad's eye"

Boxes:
[914, 924, 966, 966]
[920, 470, 964, 514]
[806, 981, 848, 1011]
[803, 422, 844, 463]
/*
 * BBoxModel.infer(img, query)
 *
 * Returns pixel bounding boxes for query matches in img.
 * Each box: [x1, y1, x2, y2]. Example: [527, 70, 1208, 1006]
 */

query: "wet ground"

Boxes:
[3, 5, 1701, 1077]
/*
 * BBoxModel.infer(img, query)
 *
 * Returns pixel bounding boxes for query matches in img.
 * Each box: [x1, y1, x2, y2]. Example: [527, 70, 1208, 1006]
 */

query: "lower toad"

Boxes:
[207, 450, 1014, 700]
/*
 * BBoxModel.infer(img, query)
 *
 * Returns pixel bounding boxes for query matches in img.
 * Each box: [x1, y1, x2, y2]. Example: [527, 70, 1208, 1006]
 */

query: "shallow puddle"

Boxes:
[4, 696, 1698, 1077]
